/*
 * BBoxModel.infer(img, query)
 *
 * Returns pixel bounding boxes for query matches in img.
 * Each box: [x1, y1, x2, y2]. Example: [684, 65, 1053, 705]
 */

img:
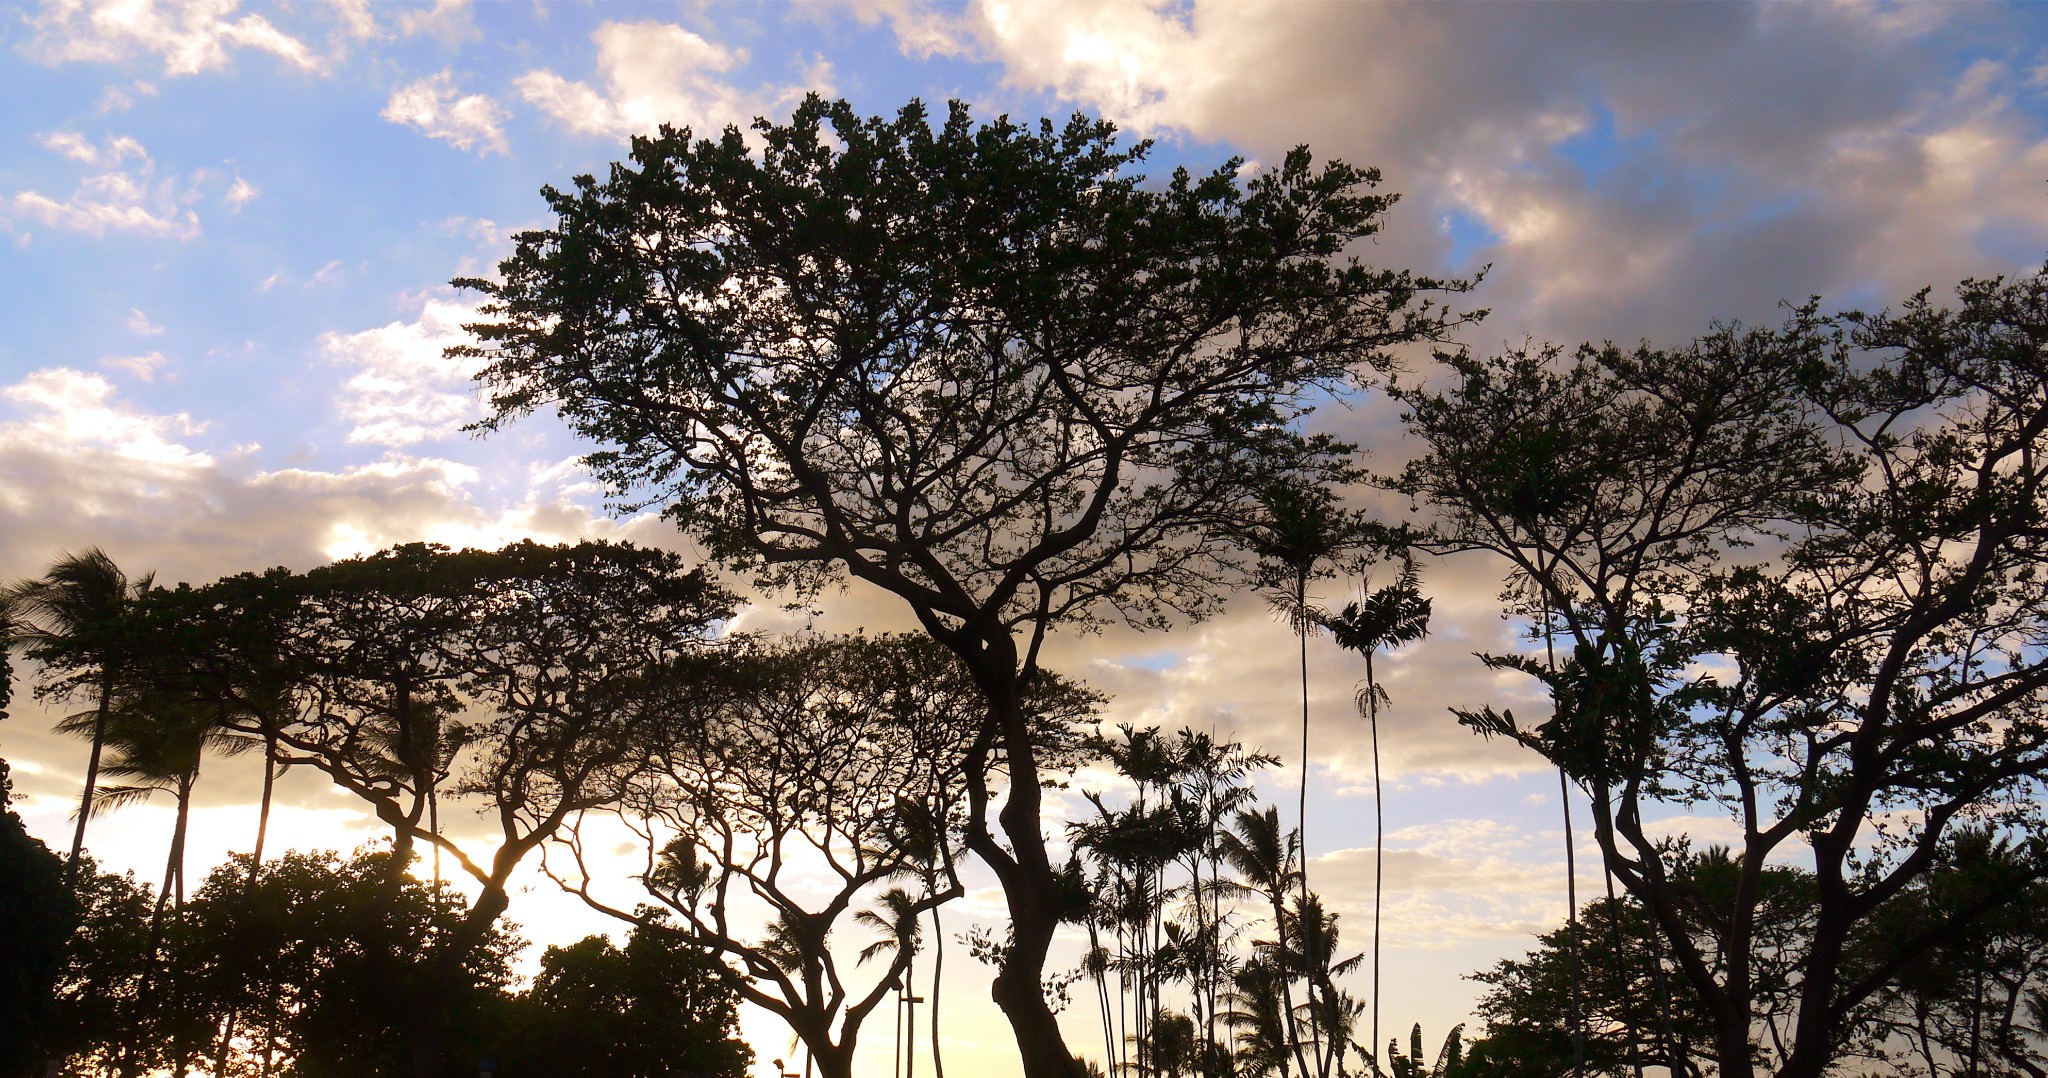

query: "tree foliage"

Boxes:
[1402, 269, 2048, 1078]
[0, 760, 71, 1078]
[459, 92, 1471, 1077]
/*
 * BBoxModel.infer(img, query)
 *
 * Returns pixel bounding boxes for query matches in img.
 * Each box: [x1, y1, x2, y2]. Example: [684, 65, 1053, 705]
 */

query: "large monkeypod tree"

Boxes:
[457, 95, 1469, 1075]
[1399, 271, 2048, 1078]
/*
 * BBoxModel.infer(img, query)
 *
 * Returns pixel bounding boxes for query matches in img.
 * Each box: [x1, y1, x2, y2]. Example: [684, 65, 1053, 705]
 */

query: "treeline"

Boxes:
[34, 846, 745, 1077]
[6, 93, 2048, 1078]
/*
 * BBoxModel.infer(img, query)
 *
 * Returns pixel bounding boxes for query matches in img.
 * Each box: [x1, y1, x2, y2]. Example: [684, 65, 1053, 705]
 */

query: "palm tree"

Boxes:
[1285, 892, 1365, 1074]
[6, 548, 152, 881]
[1325, 559, 1432, 1075]
[1220, 806, 1312, 1078]
[876, 796, 958, 1078]
[1230, 483, 1367, 1074]
[856, 887, 925, 1078]
[61, 688, 227, 934]
[60, 682, 229, 1078]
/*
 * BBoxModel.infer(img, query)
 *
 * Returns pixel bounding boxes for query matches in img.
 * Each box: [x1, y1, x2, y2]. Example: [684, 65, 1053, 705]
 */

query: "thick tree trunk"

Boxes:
[409, 882, 512, 1078]
[981, 687, 1087, 1078]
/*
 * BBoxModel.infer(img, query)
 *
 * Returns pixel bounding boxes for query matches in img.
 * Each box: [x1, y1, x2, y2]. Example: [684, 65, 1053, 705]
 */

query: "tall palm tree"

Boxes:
[6, 548, 152, 881]
[1231, 483, 1366, 1074]
[1220, 806, 1312, 1078]
[60, 690, 223, 936]
[1325, 559, 1432, 1075]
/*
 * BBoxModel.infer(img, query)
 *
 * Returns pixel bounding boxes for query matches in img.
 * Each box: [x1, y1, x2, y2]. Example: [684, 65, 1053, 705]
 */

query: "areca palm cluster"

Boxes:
[1071, 725, 1376, 1077]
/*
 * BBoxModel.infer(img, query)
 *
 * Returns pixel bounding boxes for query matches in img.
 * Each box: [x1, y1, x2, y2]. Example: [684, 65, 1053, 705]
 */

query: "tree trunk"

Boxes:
[930, 904, 947, 1078]
[1291, 572, 1325, 1076]
[65, 690, 112, 880]
[981, 688, 1087, 1078]
[409, 881, 513, 1078]
[214, 732, 279, 1078]
[1367, 649, 1383, 1078]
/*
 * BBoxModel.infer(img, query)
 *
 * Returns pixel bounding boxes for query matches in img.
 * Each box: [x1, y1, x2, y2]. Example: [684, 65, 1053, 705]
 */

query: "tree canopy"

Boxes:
[458, 93, 1472, 1076]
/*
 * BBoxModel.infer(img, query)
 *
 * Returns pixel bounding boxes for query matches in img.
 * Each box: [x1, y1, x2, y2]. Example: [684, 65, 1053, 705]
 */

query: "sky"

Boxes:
[4, 0, 2048, 1073]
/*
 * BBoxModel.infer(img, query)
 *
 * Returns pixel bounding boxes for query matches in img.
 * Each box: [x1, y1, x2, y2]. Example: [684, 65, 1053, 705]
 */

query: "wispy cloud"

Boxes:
[8, 133, 203, 240]
[383, 70, 509, 155]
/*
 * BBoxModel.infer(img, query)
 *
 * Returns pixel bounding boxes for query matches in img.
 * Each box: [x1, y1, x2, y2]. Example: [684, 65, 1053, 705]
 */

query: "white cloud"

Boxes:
[25, 0, 322, 76]
[0, 367, 210, 477]
[95, 79, 158, 112]
[36, 130, 146, 166]
[325, 0, 379, 41]
[861, 0, 2048, 352]
[0, 364, 612, 588]
[516, 20, 819, 140]
[8, 134, 201, 240]
[124, 307, 164, 335]
[100, 350, 168, 381]
[304, 259, 345, 288]
[223, 175, 258, 210]
[395, 0, 476, 44]
[319, 295, 485, 447]
[382, 70, 510, 155]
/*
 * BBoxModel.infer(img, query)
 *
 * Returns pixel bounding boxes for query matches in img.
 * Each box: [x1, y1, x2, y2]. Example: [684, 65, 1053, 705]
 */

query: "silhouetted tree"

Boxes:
[556, 634, 1091, 1078]
[6, 547, 152, 880]
[1399, 269, 2048, 1078]
[1326, 558, 1432, 1073]
[212, 540, 730, 1077]
[40, 859, 158, 1075]
[159, 847, 521, 1078]
[494, 916, 752, 1078]
[459, 94, 1471, 1078]
[1469, 836, 2048, 1077]
[0, 759, 71, 1078]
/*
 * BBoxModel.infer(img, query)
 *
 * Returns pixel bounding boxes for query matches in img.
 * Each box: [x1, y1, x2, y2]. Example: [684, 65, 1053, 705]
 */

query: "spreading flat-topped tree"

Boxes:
[1400, 272, 2048, 1078]
[458, 95, 1471, 1074]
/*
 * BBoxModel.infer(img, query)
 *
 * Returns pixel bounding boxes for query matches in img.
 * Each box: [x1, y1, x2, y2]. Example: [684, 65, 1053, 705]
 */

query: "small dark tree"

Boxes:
[0, 760, 72, 1078]
[40, 859, 157, 1076]
[162, 847, 521, 1078]
[495, 917, 752, 1078]
[459, 95, 1471, 1076]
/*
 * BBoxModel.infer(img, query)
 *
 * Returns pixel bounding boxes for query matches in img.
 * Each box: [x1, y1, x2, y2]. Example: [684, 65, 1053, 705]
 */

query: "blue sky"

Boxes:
[5, 1, 2048, 1073]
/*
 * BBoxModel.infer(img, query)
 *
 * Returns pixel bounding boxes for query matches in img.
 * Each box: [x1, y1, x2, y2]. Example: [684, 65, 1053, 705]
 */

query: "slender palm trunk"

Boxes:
[1366, 649, 1383, 1078]
[66, 690, 113, 880]
[1560, 767, 1583, 1076]
[122, 775, 194, 1078]
[929, 905, 946, 1078]
[429, 784, 441, 887]
[1602, 855, 1644, 1078]
[1291, 570, 1325, 1075]
[214, 733, 280, 1078]
[1274, 884, 1313, 1078]
[1542, 598, 1584, 1078]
